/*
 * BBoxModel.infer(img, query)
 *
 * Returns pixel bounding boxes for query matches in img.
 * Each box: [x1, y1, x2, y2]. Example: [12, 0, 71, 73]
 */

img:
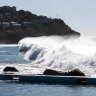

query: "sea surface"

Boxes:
[0, 45, 96, 96]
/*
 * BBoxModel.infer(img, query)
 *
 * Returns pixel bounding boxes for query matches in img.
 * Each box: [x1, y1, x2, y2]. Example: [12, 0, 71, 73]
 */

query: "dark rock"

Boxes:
[3, 66, 19, 72]
[65, 68, 85, 76]
[43, 69, 65, 75]
[43, 68, 85, 76]
[43, 69, 57, 75]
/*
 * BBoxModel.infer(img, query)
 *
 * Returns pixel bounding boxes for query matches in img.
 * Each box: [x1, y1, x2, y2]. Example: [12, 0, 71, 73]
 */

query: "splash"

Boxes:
[18, 36, 96, 76]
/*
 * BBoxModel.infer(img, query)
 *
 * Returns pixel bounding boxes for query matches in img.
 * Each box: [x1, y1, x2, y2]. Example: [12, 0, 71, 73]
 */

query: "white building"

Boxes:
[11, 22, 21, 28]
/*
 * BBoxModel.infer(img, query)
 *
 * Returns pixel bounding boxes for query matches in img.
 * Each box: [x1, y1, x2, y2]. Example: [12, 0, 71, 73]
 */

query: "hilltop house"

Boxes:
[2, 22, 10, 29]
[22, 22, 32, 27]
[0, 6, 16, 19]
[31, 18, 54, 24]
[0, 13, 12, 19]
[4, 13, 11, 18]
[11, 22, 21, 28]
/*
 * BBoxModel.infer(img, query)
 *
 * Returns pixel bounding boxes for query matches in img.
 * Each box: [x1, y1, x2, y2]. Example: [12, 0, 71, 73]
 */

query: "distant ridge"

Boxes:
[0, 6, 80, 44]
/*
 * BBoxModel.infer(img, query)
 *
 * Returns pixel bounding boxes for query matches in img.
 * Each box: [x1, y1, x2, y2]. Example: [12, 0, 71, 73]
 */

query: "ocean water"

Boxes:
[0, 36, 96, 96]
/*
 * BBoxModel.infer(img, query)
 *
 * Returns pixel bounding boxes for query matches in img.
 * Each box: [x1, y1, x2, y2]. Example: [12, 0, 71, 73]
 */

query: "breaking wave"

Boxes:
[18, 36, 96, 76]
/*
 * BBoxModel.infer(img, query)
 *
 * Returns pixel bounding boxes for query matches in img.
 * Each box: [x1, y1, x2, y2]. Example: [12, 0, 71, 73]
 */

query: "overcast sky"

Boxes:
[0, 0, 96, 36]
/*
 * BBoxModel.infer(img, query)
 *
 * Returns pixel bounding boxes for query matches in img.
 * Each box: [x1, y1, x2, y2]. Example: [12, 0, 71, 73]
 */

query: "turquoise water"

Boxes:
[0, 46, 96, 96]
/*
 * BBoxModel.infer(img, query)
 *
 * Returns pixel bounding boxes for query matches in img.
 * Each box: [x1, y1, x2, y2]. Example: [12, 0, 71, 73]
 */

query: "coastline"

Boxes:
[0, 6, 80, 44]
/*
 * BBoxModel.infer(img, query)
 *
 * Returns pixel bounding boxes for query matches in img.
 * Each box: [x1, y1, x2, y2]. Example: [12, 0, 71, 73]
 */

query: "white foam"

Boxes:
[0, 44, 18, 47]
[18, 36, 96, 76]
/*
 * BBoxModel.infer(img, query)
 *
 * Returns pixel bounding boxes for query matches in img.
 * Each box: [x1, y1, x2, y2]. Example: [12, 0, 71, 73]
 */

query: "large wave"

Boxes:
[18, 36, 96, 76]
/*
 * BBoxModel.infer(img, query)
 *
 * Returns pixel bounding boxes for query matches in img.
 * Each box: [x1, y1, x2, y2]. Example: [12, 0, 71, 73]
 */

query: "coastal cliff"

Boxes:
[0, 6, 80, 44]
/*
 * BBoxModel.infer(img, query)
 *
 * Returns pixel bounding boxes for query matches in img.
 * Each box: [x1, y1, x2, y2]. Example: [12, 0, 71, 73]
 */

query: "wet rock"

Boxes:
[66, 68, 85, 76]
[43, 69, 65, 75]
[43, 68, 85, 76]
[3, 66, 19, 72]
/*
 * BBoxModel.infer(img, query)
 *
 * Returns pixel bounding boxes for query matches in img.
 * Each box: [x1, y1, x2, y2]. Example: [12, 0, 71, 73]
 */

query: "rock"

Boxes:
[43, 69, 65, 76]
[43, 68, 85, 76]
[65, 68, 85, 76]
[3, 66, 19, 72]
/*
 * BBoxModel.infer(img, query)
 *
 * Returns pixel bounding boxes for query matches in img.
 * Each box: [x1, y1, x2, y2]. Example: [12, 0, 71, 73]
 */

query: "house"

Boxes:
[2, 22, 10, 29]
[4, 13, 11, 18]
[22, 22, 32, 27]
[1, 22, 22, 29]
[31, 19, 39, 24]
[31, 18, 54, 24]
[11, 22, 21, 28]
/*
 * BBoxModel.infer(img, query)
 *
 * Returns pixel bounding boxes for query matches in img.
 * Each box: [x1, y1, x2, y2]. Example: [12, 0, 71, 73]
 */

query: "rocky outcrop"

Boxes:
[3, 66, 19, 72]
[43, 68, 85, 76]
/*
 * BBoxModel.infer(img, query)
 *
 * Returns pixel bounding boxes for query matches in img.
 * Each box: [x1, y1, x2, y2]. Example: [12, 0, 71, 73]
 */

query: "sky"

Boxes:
[0, 0, 96, 36]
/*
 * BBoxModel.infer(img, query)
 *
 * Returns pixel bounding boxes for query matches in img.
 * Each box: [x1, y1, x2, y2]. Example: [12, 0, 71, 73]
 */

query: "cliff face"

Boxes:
[0, 6, 80, 44]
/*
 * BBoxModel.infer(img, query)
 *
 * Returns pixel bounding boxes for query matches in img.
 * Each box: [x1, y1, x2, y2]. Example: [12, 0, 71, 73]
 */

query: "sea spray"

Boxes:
[18, 36, 96, 76]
